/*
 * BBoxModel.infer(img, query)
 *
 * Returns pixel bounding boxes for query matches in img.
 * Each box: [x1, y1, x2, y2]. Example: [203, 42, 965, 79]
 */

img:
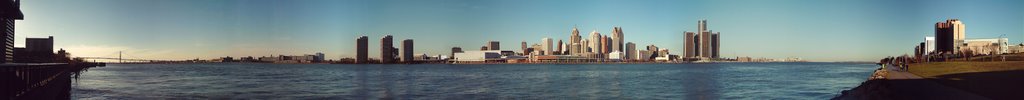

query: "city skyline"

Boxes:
[11, 0, 1024, 62]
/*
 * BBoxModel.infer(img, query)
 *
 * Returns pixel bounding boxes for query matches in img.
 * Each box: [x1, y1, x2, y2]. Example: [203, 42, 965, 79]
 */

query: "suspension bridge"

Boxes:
[75, 51, 184, 63]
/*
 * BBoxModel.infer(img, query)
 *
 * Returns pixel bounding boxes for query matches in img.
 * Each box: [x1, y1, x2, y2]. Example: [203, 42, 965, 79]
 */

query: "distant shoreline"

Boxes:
[103, 61, 870, 65]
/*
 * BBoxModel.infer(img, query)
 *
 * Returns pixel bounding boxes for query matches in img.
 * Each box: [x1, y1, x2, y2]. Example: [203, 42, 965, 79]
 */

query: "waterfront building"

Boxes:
[646, 45, 659, 56]
[570, 43, 581, 56]
[24, 36, 52, 54]
[698, 20, 709, 58]
[355, 36, 368, 63]
[636, 50, 652, 61]
[625, 42, 636, 60]
[712, 32, 720, 58]
[684, 32, 696, 58]
[581, 39, 590, 53]
[480, 46, 488, 50]
[451, 47, 463, 58]
[16, 36, 53, 63]
[1010, 44, 1024, 53]
[935, 19, 965, 53]
[401, 39, 413, 62]
[963, 38, 1009, 55]
[488, 41, 500, 50]
[556, 40, 563, 55]
[521, 41, 528, 55]
[532, 55, 597, 62]
[0, 0, 23, 63]
[700, 31, 711, 58]
[600, 36, 609, 54]
[925, 37, 935, 54]
[588, 30, 602, 54]
[530, 43, 543, 55]
[915, 43, 924, 60]
[453, 51, 503, 62]
[569, 25, 582, 54]
[381, 35, 395, 63]
[542, 38, 552, 55]
[611, 27, 624, 52]
[314, 52, 325, 62]
[608, 51, 624, 60]
[658, 48, 669, 57]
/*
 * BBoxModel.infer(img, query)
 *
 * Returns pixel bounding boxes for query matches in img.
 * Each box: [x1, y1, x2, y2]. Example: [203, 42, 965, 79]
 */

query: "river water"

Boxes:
[71, 62, 875, 99]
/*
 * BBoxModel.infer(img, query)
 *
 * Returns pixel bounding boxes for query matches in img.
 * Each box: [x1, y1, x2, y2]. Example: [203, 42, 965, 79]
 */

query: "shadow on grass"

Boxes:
[929, 70, 1024, 100]
[834, 78, 990, 100]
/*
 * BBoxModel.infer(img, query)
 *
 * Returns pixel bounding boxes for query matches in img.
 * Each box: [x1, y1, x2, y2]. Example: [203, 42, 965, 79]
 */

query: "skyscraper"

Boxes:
[581, 39, 590, 53]
[401, 39, 413, 62]
[570, 25, 581, 54]
[488, 41, 500, 50]
[451, 47, 462, 58]
[646, 45, 659, 58]
[541, 38, 552, 55]
[925, 37, 935, 54]
[935, 19, 965, 53]
[711, 32, 720, 58]
[684, 32, 696, 58]
[556, 40, 563, 55]
[588, 30, 602, 54]
[611, 27, 624, 52]
[698, 20, 712, 58]
[521, 41, 528, 55]
[0, 0, 23, 63]
[601, 36, 610, 54]
[625, 42, 636, 60]
[355, 36, 368, 63]
[380, 35, 395, 63]
[571, 43, 581, 55]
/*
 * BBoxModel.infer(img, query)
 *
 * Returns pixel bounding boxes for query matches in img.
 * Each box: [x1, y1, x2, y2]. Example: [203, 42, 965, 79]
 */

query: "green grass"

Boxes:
[907, 61, 1024, 99]
[909, 61, 1024, 78]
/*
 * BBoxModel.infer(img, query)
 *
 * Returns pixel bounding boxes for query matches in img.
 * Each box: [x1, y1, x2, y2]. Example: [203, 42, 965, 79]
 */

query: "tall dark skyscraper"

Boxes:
[556, 40, 563, 55]
[699, 20, 712, 58]
[355, 36, 368, 63]
[711, 32, 720, 58]
[451, 47, 462, 58]
[934, 19, 965, 53]
[401, 39, 413, 62]
[380, 35, 395, 63]
[684, 32, 696, 58]
[487, 41, 500, 50]
[0, 0, 23, 63]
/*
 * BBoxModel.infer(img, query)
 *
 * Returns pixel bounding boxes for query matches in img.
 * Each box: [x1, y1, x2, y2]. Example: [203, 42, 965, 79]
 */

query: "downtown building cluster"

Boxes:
[348, 20, 726, 64]
[909, 19, 1024, 62]
[451, 20, 723, 63]
[352, 35, 435, 64]
[683, 19, 721, 60]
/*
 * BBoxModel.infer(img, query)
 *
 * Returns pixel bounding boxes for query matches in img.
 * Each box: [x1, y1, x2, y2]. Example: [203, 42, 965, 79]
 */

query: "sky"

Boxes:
[12, 0, 1024, 62]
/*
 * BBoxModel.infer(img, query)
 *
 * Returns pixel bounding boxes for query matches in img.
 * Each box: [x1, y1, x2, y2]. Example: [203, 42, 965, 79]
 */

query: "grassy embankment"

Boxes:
[907, 53, 1024, 99]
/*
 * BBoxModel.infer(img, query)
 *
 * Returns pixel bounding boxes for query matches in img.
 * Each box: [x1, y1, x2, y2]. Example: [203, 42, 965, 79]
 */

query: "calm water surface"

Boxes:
[71, 63, 875, 99]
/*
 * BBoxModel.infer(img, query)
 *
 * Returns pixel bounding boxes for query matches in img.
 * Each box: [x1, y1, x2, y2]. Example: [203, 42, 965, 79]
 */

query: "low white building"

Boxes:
[962, 38, 1008, 55]
[453, 50, 503, 62]
[607, 51, 624, 60]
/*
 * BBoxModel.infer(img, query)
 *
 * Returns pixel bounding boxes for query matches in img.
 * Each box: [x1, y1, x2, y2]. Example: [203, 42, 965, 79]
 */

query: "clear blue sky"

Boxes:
[13, 0, 1024, 62]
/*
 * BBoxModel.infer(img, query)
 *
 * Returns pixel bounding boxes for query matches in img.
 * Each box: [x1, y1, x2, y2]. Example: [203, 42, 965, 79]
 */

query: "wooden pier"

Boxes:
[1, 63, 102, 99]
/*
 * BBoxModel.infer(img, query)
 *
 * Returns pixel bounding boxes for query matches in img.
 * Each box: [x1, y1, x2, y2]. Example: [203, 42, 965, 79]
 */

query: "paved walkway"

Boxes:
[881, 65, 991, 100]
[885, 66, 922, 79]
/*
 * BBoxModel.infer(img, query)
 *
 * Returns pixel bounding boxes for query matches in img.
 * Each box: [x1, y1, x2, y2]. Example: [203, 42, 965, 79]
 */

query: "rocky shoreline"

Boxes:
[831, 68, 892, 100]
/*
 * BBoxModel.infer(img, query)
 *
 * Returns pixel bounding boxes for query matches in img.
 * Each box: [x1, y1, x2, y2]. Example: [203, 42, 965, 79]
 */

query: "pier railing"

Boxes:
[1, 63, 72, 99]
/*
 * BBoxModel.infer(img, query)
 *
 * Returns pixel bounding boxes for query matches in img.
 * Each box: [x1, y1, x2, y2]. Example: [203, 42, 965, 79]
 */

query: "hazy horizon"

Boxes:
[12, 0, 1024, 62]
